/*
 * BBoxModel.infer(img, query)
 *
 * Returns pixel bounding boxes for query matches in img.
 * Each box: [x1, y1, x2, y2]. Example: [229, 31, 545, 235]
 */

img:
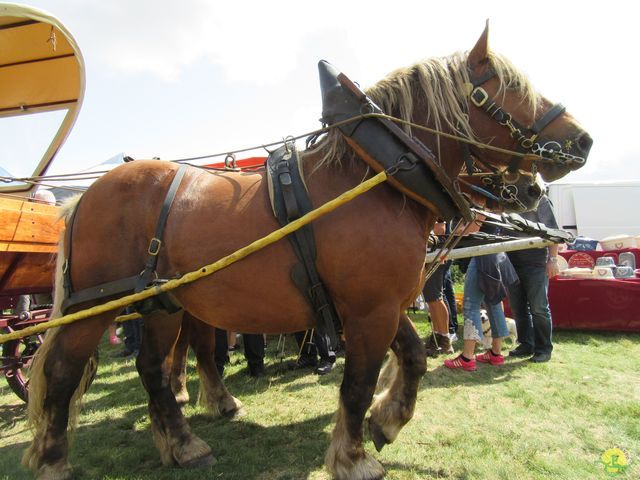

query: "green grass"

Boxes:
[1, 315, 638, 479]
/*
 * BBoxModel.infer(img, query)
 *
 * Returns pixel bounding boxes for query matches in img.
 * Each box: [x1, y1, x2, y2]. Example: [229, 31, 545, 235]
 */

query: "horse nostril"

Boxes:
[528, 184, 542, 197]
[576, 132, 593, 155]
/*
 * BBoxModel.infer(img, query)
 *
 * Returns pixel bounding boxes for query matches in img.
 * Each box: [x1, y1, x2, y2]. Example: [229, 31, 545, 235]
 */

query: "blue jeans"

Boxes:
[463, 258, 509, 342]
[507, 264, 553, 354]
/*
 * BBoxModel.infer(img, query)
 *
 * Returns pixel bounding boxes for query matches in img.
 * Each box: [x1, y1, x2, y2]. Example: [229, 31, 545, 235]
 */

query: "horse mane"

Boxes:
[306, 51, 540, 168]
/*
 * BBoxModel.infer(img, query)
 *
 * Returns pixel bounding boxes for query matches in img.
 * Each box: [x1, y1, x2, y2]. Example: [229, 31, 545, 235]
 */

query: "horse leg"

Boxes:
[325, 310, 398, 480]
[22, 313, 113, 480]
[170, 312, 191, 405]
[368, 313, 427, 451]
[184, 313, 244, 417]
[136, 309, 215, 468]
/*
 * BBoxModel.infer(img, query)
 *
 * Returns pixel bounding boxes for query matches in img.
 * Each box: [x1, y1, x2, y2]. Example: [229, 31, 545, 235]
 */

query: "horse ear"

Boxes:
[468, 19, 490, 69]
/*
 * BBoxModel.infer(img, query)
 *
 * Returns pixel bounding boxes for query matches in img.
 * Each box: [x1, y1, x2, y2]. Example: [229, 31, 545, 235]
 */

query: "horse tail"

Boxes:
[24, 194, 98, 467]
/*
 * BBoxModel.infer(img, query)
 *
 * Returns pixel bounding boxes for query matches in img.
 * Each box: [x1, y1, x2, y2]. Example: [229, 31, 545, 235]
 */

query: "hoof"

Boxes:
[181, 453, 217, 469]
[174, 391, 190, 406]
[368, 417, 389, 452]
[36, 462, 73, 480]
[328, 451, 385, 480]
[220, 396, 245, 419]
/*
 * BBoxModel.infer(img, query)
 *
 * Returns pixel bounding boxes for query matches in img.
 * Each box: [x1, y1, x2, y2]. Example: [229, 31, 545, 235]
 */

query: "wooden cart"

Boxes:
[0, 3, 84, 401]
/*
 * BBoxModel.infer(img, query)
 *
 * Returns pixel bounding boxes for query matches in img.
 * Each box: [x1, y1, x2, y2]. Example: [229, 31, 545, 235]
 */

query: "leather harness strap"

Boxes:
[61, 165, 187, 315]
[136, 165, 187, 292]
[267, 145, 341, 348]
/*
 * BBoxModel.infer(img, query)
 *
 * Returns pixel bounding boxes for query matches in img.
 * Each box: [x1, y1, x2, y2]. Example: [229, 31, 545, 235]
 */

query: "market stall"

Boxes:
[549, 248, 640, 332]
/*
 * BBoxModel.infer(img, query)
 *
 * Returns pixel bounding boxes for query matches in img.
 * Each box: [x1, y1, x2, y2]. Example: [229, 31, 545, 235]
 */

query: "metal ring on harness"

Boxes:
[224, 153, 239, 170]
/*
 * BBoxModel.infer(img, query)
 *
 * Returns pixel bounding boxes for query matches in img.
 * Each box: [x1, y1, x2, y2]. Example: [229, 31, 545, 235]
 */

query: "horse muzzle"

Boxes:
[536, 130, 593, 182]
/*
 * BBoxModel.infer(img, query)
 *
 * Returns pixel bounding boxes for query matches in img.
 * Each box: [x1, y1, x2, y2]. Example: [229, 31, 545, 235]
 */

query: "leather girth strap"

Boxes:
[61, 165, 187, 315]
[266, 145, 341, 348]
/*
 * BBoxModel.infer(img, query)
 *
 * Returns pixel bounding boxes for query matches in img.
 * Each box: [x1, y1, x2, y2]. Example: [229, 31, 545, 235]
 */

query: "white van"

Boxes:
[547, 181, 640, 240]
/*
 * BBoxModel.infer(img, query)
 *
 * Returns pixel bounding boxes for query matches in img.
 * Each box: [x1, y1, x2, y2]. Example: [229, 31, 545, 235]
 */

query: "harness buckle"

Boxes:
[148, 237, 162, 256]
[470, 87, 489, 107]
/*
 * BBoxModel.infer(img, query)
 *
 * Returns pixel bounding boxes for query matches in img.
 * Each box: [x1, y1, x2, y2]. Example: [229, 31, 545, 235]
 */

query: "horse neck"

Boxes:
[302, 150, 436, 239]
[410, 109, 466, 181]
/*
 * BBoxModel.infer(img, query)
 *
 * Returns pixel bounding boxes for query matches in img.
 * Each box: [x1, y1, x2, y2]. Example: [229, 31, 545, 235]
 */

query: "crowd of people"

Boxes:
[431, 195, 560, 371]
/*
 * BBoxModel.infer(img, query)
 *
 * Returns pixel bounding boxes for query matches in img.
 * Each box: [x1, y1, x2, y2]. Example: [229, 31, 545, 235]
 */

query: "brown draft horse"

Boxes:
[24, 25, 591, 480]
[168, 158, 548, 406]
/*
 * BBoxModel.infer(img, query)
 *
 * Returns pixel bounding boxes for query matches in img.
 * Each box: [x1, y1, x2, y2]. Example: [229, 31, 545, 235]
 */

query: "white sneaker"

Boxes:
[449, 333, 458, 343]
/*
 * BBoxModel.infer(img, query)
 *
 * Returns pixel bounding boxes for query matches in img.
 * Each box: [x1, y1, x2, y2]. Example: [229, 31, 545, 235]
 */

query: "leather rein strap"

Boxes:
[61, 165, 187, 314]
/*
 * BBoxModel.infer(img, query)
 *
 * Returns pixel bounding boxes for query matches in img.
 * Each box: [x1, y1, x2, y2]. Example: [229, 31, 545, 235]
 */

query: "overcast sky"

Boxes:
[7, 0, 640, 183]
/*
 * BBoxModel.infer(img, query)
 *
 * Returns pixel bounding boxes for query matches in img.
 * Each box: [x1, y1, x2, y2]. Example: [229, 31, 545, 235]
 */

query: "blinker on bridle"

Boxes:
[465, 68, 586, 171]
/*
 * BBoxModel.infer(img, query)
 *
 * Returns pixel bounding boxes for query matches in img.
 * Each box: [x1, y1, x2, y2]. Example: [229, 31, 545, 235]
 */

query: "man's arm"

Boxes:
[546, 243, 560, 278]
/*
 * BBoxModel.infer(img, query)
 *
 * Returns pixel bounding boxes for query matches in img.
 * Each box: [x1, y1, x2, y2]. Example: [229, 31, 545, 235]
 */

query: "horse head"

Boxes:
[364, 21, 592, 204]
[464, 22, 592, 183]
[458, 168, 545, 213]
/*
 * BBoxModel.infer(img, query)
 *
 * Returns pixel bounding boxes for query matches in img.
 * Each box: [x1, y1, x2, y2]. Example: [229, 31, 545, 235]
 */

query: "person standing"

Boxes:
[507, 195, 560, 363]
[214, 329, 266, 377]
[294, 329, 336, 375]
[444, 253, 515, 371]
[423, 221, 455, 357]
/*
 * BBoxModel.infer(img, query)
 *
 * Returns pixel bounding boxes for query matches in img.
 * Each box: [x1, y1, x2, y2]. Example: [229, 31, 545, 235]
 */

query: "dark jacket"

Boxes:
[477, 252, 519, 305]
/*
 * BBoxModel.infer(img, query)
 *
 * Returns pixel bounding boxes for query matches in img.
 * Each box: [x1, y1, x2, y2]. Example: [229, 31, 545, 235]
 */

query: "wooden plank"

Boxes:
[0, 251, 56, 293]
[12, 210, 61, 243]
[0, 196, 62, 247]
[0, 242, 57, 253]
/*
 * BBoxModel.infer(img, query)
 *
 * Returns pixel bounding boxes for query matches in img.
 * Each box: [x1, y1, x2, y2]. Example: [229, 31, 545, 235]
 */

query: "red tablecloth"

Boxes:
[548, 276, 640, 332]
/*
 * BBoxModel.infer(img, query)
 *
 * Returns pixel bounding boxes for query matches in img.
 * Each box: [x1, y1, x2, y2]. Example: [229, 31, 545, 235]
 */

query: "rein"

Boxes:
[4, 111, 576, 190]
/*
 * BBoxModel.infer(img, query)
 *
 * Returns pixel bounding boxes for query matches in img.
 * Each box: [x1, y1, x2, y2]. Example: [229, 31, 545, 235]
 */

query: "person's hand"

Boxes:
[453, 214, 485, 235]
[432, 222, 446, 235]
[546, 257, 560, 278]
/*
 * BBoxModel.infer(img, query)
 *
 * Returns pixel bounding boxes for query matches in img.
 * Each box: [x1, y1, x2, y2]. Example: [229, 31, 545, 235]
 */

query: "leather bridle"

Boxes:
[466, 68, 586, 172]
[458, 165, 537, 212]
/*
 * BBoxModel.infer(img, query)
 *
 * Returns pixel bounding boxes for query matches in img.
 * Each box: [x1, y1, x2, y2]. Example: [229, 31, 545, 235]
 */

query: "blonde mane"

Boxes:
[307, 51, 540, 168]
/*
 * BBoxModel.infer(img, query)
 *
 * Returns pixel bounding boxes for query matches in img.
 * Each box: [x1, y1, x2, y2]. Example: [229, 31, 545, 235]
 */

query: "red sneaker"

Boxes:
[476, 350, 504, 366]
[444, 355, 477, 371]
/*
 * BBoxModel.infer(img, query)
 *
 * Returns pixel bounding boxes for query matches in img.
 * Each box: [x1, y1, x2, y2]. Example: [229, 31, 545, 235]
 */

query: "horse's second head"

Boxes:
[460, 170, 544, 213]
[464, 23, 592, 182]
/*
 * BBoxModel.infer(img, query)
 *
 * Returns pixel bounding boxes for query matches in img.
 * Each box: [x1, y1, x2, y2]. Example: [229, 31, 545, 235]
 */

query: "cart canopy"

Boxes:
[0, 3, 85, 194]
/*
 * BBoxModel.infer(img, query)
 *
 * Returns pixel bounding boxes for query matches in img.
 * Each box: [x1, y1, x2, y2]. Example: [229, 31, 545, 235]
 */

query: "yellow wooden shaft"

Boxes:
[0, 171, 388, 344]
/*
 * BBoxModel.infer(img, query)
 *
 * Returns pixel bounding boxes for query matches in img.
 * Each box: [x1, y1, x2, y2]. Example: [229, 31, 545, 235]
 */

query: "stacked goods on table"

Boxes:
[560, 235, 638, 280]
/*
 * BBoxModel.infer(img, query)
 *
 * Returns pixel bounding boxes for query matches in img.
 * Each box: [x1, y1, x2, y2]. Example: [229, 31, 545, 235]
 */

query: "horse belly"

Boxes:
[165, 171, 315, 334]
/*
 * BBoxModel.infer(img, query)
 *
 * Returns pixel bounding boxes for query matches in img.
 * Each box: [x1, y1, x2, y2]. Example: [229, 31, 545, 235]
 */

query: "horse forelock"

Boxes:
[307, 51, 540, 169]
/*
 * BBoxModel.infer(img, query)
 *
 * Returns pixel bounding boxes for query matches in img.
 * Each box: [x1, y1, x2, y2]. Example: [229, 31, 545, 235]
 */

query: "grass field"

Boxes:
[1, 313, 638, 480]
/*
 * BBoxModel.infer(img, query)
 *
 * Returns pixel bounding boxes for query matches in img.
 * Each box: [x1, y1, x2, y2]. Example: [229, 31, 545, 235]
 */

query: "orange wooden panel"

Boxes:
[12, 211, 61, 243]
[0, 251, 56, 293]
[0, 197, 62, 248]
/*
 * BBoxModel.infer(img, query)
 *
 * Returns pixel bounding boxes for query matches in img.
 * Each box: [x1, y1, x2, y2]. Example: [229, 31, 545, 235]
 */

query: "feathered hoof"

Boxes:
[180, 452, 217, 469]
[220, 396, 245, 419]
[330, 452, 385, 480]
[36, 462, 73, 480]
[368, 417, 389, 452]
[174, 435, 215, 469]
[174, 389, 190, 406]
